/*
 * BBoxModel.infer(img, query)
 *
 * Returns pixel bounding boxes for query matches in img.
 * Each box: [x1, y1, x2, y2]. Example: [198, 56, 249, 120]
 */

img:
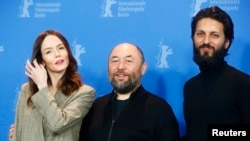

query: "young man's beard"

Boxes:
[193, 43, 227, 71]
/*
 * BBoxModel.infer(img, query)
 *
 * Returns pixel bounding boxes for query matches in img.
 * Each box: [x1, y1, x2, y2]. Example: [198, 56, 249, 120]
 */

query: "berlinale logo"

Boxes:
[101, 0, 117, 17]
[18, 0, 34, 18]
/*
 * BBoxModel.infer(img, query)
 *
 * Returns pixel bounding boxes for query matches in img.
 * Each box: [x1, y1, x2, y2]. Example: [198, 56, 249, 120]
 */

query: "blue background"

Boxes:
[0, 0, 249, 140]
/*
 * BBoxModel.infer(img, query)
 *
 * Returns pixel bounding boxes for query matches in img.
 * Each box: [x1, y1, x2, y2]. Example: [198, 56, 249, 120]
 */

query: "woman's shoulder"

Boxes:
[77, 84, 96, 95]
[20, 82, 29, 88]
[20, 82, 30, 92]
[17, 82, 30, 98]
[79, 84, 95, 91]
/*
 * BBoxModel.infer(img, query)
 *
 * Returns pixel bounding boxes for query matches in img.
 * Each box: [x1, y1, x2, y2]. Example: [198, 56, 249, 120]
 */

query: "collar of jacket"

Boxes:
[110, 85, 146, 104]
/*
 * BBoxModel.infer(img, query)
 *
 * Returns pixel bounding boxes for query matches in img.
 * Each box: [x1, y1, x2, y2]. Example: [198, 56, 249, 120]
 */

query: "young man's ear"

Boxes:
[225, 39, 230, 49]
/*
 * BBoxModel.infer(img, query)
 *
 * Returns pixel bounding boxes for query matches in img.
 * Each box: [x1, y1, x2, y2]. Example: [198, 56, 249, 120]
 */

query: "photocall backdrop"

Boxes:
[0, 0, 249, 140]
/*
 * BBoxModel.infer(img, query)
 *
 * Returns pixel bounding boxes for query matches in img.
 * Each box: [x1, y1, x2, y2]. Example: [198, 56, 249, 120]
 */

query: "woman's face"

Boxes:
[40, 35, 69, 75]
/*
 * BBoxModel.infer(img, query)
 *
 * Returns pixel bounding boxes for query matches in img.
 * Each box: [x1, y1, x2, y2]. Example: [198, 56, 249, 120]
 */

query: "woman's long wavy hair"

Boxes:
[27, 29, 83, 107]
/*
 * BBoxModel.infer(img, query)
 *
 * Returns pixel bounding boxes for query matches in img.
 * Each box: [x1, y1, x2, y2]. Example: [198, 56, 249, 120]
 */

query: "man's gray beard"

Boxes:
[110, 77, 139, 94]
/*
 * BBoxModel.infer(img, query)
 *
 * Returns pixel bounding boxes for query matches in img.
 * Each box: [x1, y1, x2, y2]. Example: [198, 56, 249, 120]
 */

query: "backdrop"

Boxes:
[0, 0, 249, 140]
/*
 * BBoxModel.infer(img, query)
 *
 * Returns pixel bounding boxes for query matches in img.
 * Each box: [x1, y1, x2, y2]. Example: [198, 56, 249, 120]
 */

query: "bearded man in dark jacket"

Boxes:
[183, 6, 250, 141]
[79, 42, 180, 141]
